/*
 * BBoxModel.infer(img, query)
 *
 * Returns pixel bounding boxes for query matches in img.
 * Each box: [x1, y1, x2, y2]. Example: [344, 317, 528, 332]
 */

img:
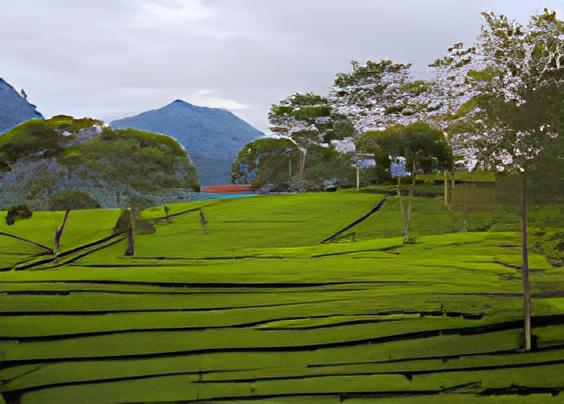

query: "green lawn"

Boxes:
[0, 190, 563, 403]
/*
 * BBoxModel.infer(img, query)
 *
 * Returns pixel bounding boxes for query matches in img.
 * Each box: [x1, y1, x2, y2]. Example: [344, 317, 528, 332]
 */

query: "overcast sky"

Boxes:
[1, 0, 562, 132]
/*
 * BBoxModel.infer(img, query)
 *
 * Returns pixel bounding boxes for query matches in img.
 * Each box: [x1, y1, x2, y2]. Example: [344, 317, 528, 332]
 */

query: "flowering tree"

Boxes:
[269, 93, 355, 181]
[452, 9, 563, 351]
[329, 60, 430, 133]
[426, 43, 483, 205]
[330, 60, 458, 204]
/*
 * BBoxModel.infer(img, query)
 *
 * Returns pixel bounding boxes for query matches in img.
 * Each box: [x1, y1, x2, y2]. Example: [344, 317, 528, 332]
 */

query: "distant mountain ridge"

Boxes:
[0, 78, 43, 133]
[111, 100, 263, 185]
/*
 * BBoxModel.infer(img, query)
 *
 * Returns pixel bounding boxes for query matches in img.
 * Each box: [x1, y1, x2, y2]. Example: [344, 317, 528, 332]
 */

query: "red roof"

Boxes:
[202, 184, 252, 194]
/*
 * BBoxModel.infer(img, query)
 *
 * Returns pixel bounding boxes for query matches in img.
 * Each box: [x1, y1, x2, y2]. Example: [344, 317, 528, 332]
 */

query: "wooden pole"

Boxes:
[521, 169, 532, 351]
[397, 176, 407, 240]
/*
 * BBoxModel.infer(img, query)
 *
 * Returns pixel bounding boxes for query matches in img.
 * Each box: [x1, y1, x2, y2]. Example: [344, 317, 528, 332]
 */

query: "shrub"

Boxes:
[5, 205, 32, 225]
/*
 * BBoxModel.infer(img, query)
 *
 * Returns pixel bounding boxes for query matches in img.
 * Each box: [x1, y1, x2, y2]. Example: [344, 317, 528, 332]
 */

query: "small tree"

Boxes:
[232, 138, 301, 190]
[113, 197, 155, 257]
[199, 209, 208, 234]
[53, 210, 70, 257]
[357, 122, 452, 240]
[5, 205, 33, 226]
[400, 123, 453, 241]
[164, 205, 171, 224]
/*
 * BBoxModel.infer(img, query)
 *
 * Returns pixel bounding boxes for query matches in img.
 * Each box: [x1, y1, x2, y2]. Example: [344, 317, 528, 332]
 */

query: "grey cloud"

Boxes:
[1, 0, 562, 132]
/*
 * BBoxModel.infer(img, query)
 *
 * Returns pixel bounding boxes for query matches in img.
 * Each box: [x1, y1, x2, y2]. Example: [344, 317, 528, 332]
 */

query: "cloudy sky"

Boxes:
[1, 0, 562, 132]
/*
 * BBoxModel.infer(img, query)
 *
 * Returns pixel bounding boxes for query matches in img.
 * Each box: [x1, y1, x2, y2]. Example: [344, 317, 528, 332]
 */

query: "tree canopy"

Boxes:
[357, 122, 453, 179]
[0, 116, 200, 209]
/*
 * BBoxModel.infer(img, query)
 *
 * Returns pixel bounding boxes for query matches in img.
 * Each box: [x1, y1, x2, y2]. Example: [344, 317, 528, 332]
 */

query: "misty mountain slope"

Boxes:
[111, 100, 263, 185]
[0, 78, 43, 133]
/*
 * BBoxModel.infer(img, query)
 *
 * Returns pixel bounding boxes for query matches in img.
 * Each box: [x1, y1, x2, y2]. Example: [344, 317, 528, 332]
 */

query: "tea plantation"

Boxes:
[0, 191, 563, 403]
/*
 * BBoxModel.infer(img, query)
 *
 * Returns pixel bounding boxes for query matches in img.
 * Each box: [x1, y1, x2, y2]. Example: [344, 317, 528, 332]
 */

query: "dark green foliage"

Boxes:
[5, 205, 32, 226]
[325, 114, 356, 142]
[232, 139, 354, 191]
[334, 60, 411, 88]
[49, 191, 100, 211]
[270, 93, 330, 119]
[74, 128, 199, 197]
[527, 130, 564, 204]
[357, 122, 453, 183]
[303, 145, 354, 189]
[357, 125, 404, 182]
[232, 138, 301, 189]
[401, 122, 453, 172]
[269, 93, 356, 142]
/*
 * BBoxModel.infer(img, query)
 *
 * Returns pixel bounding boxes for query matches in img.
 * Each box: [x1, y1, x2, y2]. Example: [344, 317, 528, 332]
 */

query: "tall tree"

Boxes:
[329, 60, 422, 133]
[427, 43, 482, 205]
[452, 9, 563, 351]
[330, 59, 456, 201]
[268, 93, 354, 180]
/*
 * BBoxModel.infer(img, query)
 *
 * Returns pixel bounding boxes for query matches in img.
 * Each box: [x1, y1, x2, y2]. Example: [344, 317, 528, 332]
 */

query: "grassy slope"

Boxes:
[0, 191, 563, 403]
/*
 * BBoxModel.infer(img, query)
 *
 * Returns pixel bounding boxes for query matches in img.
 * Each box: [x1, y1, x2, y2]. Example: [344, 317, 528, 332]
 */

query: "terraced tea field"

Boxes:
[1, 192, 563, 403]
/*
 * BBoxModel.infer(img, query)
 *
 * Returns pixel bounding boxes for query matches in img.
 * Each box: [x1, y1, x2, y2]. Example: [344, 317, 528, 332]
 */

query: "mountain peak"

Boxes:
[170, 99, 192, 106]
[0, 77, 43, 134]
[111, 101, 263, 185]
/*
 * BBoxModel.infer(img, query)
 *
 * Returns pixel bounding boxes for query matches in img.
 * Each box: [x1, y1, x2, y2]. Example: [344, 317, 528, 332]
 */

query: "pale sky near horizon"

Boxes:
[1, 0, 562, 132]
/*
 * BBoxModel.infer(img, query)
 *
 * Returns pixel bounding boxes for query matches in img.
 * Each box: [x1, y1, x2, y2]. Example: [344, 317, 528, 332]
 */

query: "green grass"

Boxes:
[0, 190, 563, 403]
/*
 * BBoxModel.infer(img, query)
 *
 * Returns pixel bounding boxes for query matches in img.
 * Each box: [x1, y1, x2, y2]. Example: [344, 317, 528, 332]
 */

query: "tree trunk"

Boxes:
[54, 209, 71, 257]
[521, 170, 532, 351]
[125, 209, 134, 256]
[462, 185, 468, 232]
[288, 157, 293, 178]
[443, 170, 449, 207]
[356, 166, 360, 191]
[298, 149, 307, 179]
[125, 226, 134, 256]
[450, 170, 455, 204]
